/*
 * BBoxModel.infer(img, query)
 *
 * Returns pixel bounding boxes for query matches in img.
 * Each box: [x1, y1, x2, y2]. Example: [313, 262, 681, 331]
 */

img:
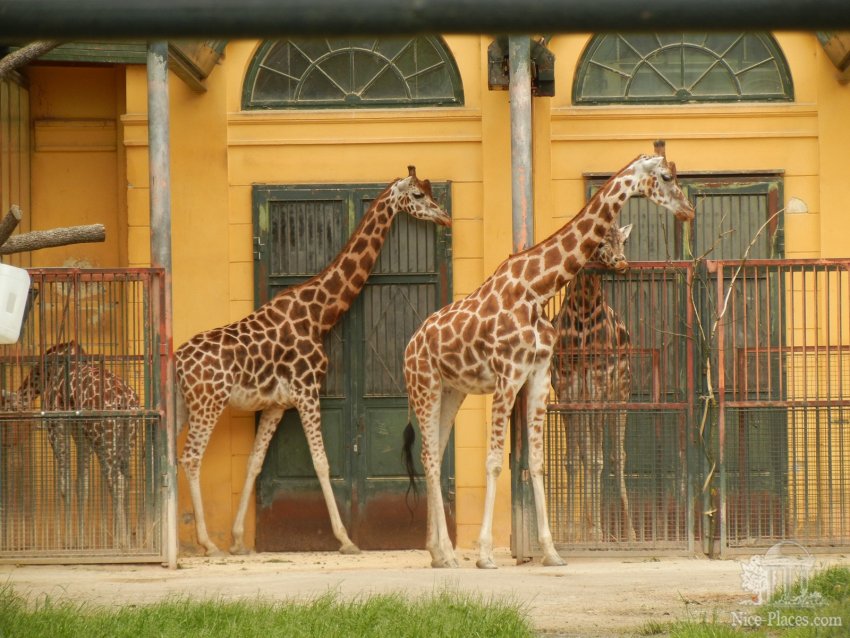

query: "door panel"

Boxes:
[253, 183, 453, 551]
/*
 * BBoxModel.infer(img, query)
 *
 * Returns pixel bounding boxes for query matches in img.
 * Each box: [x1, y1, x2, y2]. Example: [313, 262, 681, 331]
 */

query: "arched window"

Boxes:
[243, 37, 464, 109]
[573, 33, 793, 104]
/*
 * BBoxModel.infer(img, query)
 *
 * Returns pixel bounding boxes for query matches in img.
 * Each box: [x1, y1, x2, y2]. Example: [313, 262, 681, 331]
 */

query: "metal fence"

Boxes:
[545, 263, 695, 550]
[0, 268, 166, 562]
[707, 260, 850, 554]
[545, 259, 850, 554]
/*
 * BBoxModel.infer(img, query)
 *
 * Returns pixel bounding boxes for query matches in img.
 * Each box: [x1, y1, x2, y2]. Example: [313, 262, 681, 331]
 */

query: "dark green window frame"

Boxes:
[573, 33, 794, 105]
[243, 37, 464, 110]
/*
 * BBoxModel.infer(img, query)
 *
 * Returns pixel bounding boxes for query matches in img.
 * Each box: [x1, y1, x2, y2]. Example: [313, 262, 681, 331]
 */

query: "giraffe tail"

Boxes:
[401, 421, 419, 515]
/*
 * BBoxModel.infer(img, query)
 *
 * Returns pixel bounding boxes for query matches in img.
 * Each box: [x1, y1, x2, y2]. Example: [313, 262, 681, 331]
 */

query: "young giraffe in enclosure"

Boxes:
[552, 224, 637, 543]
[176, 167, 451, 557]
[403, 147, 694, 569]
[7, 340, 140, 546]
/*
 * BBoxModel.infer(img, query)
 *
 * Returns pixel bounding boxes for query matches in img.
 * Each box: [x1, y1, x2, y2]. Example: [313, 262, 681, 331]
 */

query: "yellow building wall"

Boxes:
[0, 74, 31, 269]
[23, 31, 848, 555]
[28, 66, 126, 268]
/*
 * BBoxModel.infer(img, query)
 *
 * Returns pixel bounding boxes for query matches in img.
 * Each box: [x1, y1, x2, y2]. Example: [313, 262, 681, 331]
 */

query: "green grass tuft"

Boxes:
[0, 585, 535, 638]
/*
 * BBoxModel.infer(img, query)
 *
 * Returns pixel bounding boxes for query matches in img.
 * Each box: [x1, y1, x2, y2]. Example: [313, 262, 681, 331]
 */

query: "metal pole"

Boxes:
[509, 35, 533, 254]
[147, 40, 178, 570]
[507, 34, 537, 564]
[3, 0, 850, 39]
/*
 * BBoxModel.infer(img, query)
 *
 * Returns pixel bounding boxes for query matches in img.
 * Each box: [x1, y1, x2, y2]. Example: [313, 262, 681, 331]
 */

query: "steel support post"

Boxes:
[507, 34, 539, 564]
[147, 41, 178, 570]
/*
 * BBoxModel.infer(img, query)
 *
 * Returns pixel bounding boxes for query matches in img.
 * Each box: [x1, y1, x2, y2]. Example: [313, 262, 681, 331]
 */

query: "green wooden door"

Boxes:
[252, 183, 454, 551]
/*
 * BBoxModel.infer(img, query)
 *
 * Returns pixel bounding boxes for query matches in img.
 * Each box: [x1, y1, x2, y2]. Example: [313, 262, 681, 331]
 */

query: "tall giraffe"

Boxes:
[5, 340, 140, 547]
[403, 148, 694, 568]
[176, 167, 451, 557]
[552, 224, 636, 543]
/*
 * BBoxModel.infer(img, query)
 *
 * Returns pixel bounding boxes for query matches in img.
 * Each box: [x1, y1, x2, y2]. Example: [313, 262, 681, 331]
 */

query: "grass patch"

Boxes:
[0, 586, 534, 638]
[660, 565, 850, 638]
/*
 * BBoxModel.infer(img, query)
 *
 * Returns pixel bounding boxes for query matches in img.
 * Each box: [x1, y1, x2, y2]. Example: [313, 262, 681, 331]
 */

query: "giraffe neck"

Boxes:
[522, 171, 637, 304]
[567, 271, 605, 316]
[299, 182, 399, 333]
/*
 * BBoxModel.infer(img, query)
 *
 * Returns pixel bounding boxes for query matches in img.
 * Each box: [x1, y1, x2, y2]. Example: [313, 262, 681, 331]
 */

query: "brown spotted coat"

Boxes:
[176, 167, 451, 557]
[403, 151, 694, 569]
[552, 224, 637, 543]
[8, 340, 139, 546]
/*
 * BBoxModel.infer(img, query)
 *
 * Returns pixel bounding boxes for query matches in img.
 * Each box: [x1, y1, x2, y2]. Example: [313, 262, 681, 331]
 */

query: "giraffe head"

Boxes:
[389, 166, 452, 227]
[8, 340, 86, 407]
[592, 224, 633, 273]
[631, 154, 695, 222]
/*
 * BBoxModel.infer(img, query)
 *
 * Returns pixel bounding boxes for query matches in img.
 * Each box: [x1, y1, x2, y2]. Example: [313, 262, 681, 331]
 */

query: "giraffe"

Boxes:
[176, 167, 451, 557]
[5, 340, 140, 547]
[552, 223, 637, 543]
[402, 148, 694, 569]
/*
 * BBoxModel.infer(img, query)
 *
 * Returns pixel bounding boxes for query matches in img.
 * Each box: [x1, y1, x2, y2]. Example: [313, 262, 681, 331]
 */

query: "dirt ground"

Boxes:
[1, 548, 847, 637]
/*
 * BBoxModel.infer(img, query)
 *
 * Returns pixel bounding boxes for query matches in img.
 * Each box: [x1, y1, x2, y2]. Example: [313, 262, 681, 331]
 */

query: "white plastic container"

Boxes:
[0, 263, 31, 344]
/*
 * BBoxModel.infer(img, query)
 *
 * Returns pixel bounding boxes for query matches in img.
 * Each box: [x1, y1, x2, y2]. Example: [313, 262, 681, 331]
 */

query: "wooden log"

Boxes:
[0, 41, 60, 79]
[0, 224, 105, 255]
[0, 205, 23, 247]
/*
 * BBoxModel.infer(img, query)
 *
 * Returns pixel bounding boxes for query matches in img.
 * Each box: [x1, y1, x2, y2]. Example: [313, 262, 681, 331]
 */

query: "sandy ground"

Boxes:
[1, 548, 847, 637]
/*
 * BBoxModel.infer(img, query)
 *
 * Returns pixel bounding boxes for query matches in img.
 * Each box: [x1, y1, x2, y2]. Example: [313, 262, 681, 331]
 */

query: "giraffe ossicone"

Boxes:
[176, 167, 451, 557]
[402, 147, 694, 569]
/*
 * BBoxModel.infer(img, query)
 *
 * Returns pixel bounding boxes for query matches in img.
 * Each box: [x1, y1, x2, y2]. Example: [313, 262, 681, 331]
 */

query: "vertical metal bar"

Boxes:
[685, 265, 695, 552]
[507, 34, 536, 564]
[509, 36, 533, 254]
[147, 41, 177, 569]
[716, 264, 727, 556]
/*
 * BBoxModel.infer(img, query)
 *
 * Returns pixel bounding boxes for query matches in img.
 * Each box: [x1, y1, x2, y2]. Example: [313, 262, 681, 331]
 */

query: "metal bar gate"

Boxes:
[0, 268, 167, 563]
[544, 259, 850, 554]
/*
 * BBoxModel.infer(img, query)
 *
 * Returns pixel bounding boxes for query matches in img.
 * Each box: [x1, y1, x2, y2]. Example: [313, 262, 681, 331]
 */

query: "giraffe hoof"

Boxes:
[339, 543, 361, 555]
[230, 545, 254, 556]
[206, 547, 228, 558]
[476, 557, 498, 569]
[430, 557, 459, 568]
[542, 553, 566, 567]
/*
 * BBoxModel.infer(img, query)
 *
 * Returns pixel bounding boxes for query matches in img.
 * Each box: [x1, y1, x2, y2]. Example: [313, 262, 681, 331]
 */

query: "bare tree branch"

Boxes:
[0, 224, 105, 255]
[0, 205, 23, 247]
[0, 41, 61, 79]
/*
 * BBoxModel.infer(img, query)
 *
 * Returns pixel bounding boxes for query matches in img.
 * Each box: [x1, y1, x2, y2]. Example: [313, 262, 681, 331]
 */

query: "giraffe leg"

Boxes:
[563, 412, 580, 542]
[584, 421, 604, 542]
[476, 378, 520, 570]
[230, 405, 285, 555]
[615, 409, 636, 542]
[525, 364, 566, 567]
[75, 429, 92, 547]
[180, 403, 227, 556]
[296, 394, 360, 555]
[422, 395, 457, 568]
[46, 422, 73, 544]
[429, 386, 465, 566]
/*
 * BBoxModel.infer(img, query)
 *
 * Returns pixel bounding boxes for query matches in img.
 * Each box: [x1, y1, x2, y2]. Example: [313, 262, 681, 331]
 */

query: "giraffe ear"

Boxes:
[620, 224, 633, 240]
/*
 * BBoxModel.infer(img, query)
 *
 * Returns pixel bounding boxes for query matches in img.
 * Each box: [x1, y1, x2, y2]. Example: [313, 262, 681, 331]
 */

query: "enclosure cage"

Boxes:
[544, 259, 850, 555]
[545, 262, 696, 551]
[0, 268, 167, 563]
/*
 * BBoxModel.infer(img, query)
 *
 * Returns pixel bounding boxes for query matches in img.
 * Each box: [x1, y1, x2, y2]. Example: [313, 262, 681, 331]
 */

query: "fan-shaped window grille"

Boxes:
[243, 37, 464, 109]
[573, 33, 793, 104]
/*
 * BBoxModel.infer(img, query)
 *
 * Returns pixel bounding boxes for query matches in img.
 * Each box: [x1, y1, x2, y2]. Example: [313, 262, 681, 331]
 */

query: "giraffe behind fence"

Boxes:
[6, 340, 140, 548]
[552, 224, 636, 543]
